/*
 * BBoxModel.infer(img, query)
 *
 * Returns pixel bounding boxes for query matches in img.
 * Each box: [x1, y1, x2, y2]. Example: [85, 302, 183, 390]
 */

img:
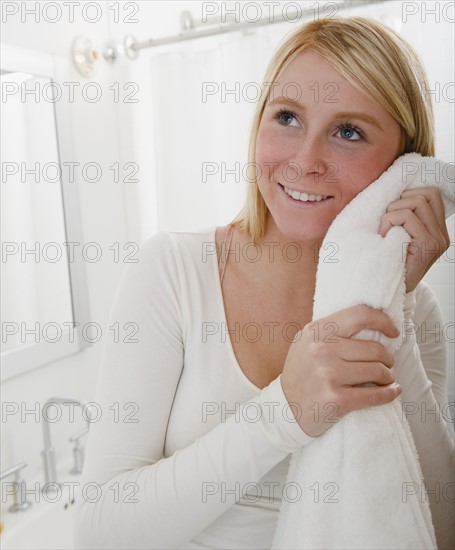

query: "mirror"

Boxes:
[1, 72, 74, 354]
[1, 45, 91, 381]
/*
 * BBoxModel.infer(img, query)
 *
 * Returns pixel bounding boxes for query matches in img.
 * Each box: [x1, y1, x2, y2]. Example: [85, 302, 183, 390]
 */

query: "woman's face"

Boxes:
[256, 49, 403, 242]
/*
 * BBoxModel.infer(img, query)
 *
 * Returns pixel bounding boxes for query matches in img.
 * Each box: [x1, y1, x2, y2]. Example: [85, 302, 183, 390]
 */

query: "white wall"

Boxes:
[1, 2, 115, 495]
[0, 0, 187, 501]
[0, 1, 208, 498]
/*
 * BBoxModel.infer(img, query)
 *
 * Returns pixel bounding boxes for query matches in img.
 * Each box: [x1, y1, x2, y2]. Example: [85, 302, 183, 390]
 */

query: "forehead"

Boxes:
[269, 49, 375, 107]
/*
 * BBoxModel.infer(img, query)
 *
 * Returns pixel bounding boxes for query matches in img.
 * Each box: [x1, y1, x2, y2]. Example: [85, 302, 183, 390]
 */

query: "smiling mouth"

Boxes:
[278, 183, 334, 203]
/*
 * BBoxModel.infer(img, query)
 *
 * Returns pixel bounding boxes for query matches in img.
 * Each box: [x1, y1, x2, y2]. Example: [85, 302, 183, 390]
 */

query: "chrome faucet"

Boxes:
[41, 397, 91, 490]
[0, 462, 32, 512]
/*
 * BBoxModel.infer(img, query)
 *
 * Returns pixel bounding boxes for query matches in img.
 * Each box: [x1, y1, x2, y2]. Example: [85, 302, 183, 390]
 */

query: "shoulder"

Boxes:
[139, 226, 217, 262]
[134, 227, 220, 292]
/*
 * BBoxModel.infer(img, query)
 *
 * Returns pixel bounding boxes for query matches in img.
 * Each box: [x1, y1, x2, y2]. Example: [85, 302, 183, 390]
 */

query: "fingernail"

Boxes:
[394, 383, 402, 395]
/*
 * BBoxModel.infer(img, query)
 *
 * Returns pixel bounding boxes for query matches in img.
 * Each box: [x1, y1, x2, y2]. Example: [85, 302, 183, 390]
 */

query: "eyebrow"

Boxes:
[268, 96, 383, 131]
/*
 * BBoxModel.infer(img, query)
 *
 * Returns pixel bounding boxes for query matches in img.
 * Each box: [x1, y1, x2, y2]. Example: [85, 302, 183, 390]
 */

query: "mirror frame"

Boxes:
[1, 44, 91, 381]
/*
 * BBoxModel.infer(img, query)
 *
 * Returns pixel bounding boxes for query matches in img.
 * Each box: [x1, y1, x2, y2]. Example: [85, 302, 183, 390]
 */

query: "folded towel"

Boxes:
[272, 153, 455, 550]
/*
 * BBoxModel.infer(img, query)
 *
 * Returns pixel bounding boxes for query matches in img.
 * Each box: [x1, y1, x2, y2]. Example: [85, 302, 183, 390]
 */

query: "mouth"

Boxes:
[278, 183, 334, 205]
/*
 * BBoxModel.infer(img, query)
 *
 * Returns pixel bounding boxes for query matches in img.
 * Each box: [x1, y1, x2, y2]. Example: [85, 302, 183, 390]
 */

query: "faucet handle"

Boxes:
[0, 462, 33, 512]
[69, 427, 89, 474]
[69, 426, 89, 443]
[0, 461, 27, 481]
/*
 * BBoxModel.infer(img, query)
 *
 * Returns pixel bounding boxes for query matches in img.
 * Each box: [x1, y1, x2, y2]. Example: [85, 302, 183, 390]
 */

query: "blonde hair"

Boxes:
[230, 16, 435, 245]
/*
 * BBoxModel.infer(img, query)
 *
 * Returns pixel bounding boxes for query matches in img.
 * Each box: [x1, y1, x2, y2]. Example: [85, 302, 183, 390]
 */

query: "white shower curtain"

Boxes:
[149, 29, 278, 232]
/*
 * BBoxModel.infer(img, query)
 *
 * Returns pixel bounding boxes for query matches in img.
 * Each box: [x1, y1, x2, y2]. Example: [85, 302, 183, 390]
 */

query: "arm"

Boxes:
[393, 282, 454, 550]
[74, 232, 315, 550]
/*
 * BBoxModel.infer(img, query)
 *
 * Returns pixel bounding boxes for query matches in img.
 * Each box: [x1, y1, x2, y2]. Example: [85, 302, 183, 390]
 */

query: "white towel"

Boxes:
[272, 153, 455, 550]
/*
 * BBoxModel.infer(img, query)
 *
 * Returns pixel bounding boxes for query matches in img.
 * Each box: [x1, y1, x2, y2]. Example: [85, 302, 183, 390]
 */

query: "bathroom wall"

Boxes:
[1, 1, 118, 496]
[0, 0, 202, 506]
[1, 0, 454, 514]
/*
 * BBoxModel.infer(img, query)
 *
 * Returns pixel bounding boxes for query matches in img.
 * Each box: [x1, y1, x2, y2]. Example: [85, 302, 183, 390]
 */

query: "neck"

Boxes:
[237, 217, 323, 308]
[259, 216, 323, 279]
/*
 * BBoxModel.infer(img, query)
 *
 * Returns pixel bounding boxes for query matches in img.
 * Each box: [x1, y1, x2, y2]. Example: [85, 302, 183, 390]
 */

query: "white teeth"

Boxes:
[283, 186, 328, 202]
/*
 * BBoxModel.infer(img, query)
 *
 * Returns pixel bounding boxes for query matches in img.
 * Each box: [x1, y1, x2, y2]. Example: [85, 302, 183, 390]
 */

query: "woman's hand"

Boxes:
[280, 305, 401, 438]
[378, 187, 450, 293]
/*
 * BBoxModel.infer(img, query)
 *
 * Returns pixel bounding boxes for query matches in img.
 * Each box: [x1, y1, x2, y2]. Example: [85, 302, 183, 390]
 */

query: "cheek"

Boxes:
[256, 126, 288, 166]
[336, 152, 399, 204]
[337, 159, 373, 197]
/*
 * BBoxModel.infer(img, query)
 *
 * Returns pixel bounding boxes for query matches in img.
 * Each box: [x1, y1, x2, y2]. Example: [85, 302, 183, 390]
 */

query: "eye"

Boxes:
[335, 123, 364, 142]
[272, 109, 299, 127]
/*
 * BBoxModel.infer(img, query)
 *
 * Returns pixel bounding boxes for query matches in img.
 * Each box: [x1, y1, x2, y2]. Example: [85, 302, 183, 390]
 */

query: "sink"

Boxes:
[1, 466, 80, 550]
[1, 497, 77, 550]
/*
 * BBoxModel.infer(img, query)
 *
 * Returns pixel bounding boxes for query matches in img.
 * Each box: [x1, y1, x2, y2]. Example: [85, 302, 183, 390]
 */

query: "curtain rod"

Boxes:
[105, 0, 388, 61]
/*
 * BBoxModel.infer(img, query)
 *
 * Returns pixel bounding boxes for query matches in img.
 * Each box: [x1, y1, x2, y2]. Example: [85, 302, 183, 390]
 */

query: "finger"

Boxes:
[342, 382, 402, 413]
[335, 338, 395, 368]
[384, 195, 442, 236]
[340, 361, 395, 386]
[401, 187, 446, 225]
[378, 208, 433, 242]
[379, 209, 447, 263]
[323, 304, 400, 340]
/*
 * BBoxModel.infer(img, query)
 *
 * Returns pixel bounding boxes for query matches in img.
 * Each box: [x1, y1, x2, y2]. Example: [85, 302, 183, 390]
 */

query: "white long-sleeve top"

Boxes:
[74, 227, 454, 550]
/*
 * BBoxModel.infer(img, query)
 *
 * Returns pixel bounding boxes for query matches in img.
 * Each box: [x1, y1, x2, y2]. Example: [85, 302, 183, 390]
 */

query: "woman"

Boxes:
[75, 17, 454, 549]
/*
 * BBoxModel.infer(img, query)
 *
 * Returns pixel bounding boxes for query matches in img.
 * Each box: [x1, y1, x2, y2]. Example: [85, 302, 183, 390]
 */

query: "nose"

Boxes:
[286, 134, 329, 185]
